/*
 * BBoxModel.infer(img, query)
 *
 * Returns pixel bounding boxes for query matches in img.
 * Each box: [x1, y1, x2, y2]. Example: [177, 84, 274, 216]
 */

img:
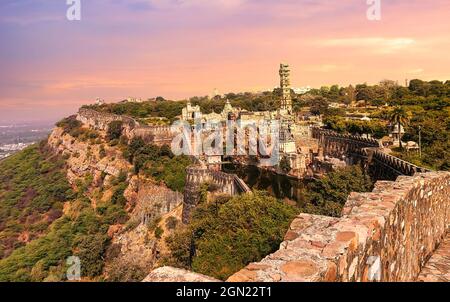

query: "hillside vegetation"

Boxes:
[163, 192, 299, 280]
[0, 120, 192, 281]
[0, 142, 128, 281]
[0, 143, 73, 260]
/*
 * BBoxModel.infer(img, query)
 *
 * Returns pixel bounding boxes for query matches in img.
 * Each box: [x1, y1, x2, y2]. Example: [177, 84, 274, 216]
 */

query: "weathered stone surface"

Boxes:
[131, 178, 183, 225]
[182, 166, 251, 223]
[143, 267, 220, 282]
[77, 108, 175, 146]
[225, 172, 450, 282]
[227, 269, 258, 282]
[417, 233, 450, 282]
[281, 260, 317, 280]
[324, 262, 337, 282]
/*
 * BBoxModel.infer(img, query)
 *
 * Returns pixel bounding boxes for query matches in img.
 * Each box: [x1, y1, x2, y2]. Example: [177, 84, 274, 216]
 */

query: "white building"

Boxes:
[293, 86, 311, 95]
[127, 97, 144, 103]
[181, 102, 203, 121]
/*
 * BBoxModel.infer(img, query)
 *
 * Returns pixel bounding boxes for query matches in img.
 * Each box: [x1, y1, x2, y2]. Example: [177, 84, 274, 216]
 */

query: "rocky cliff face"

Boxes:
[48, 127, 130, 188]
[128, 176, 183, 225]
[47, 120, 183, 280]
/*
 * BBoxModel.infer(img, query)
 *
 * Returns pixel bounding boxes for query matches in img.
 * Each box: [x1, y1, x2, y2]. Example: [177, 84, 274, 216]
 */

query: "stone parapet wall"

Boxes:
[311, 127, 431, 179]
[143, 267, 220, 282]
[363, 148, 431, 177]
[127, 177, 183, 225]
[77, 108, 175, 145]
[312, 127, 381, 149]
[228, 172, 450, 282]
[417, 233, 450, 282]
[182, 166, 251, 223]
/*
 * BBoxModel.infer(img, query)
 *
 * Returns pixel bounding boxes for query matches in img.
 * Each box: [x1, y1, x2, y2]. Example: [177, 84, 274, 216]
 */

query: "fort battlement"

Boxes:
[362, 148, 430, 178]
[77, 107, 137, 136]
[312, 127, 381, 149]
[77, 108, 174, 145]
[182, 166, 251, 223]
[312, 127, 431, 179]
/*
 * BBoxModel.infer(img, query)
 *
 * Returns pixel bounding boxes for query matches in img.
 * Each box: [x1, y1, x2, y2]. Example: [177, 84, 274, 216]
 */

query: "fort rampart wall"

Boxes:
[228, 171, 450, 281]
[77, 108, 174, 145]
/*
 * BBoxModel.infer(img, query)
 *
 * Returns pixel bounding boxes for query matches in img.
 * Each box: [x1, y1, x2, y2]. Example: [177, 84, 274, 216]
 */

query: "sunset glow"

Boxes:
[1, 0, 449, 122]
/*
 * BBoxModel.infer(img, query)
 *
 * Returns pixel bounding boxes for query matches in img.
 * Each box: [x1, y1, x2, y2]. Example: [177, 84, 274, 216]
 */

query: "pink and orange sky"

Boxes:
[1, 0, 449, 123]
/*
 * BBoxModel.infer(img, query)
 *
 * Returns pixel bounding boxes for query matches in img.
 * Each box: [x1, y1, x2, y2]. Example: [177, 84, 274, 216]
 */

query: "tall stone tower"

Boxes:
[279, 63, 292, 114]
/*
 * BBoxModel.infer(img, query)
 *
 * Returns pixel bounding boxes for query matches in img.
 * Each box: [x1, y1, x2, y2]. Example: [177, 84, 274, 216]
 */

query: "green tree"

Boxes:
[74, 234, 109, 278]
[165, 192, 298, 280]
[356, 84, 376, 106]
[279, 156, 291, 174]
[389, 107, 410, 149]
[301, 166, 373, 217]
[309, 96, 329, 115]
[107, 121, 124, 141]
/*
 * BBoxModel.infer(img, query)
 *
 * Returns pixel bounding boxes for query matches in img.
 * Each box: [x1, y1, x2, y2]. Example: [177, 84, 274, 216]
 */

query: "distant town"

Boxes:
[0, 123, 53, 159]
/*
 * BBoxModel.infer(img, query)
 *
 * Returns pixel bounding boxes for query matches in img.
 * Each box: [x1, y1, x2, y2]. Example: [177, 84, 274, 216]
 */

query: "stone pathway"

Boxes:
[417, 233, 450, 282]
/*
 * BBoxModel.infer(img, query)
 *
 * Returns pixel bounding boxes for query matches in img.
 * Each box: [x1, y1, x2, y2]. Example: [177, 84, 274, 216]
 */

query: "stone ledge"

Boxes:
[143, 267, 221, 282]
[227, 172, 450, 282]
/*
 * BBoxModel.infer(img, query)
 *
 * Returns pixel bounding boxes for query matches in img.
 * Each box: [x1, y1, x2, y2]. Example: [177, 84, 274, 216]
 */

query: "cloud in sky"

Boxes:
[316, 37, 417, 54]
[159, 0, 246, 8]
[0, 0, 449, 123]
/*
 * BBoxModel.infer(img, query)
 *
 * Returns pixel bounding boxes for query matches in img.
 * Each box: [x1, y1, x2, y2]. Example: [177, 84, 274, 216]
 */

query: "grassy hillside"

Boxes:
[0, 143, 73, 260]
[0, 141, 129, 281]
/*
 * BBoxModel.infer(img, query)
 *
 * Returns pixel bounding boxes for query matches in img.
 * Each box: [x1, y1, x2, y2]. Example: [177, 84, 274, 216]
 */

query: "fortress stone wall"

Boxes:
[77, 108, 175, 145]
[228, 171, 450, 282]
[312, 127, 381, 154]
[312, 127, 430, 179]
[363, 148, 430, 179]
[182, 166, 251, 223]
[77, 108, 137, 137]
[148, 171, 450, 282]
[127, 177, 183, 226]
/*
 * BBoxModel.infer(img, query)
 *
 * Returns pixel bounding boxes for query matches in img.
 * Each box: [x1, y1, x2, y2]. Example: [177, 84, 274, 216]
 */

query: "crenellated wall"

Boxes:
[227, 171, 450, 282]
[182, 166, 251, 223]
[363, 148, 430, 178]
[132, 126, 174, 145]
[311, 127, 431, 180]
[312, 127, 380, 160]
[77, 108, 175, 145]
